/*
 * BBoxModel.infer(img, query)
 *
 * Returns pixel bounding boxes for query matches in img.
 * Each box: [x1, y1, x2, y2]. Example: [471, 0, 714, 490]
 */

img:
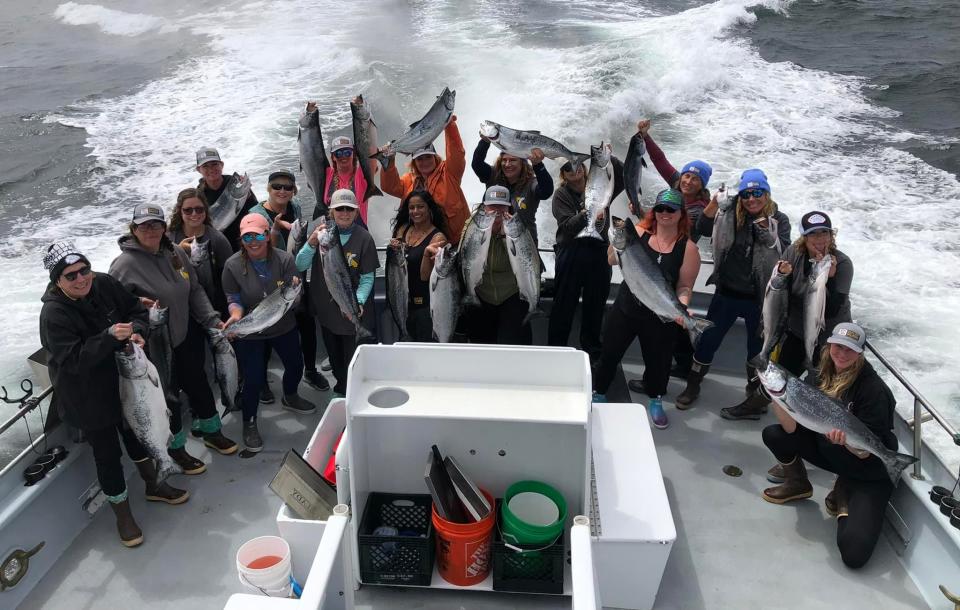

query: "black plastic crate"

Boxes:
[492, 499, 566, 594]
[357, 492, 434, 586]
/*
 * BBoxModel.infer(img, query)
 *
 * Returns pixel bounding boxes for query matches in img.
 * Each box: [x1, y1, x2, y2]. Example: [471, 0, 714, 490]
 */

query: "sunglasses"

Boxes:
[331, 206, 355, 213]
[62, 266, 92, 282]
[136, 220, 165, 231]
[740, 189, 766, 200]
[270, 183, 295, 191]
[334, 149, 354, 159]
[653, 205, 679, 214]
[181, 207, 206, 216]
[241, 233, 268, 243]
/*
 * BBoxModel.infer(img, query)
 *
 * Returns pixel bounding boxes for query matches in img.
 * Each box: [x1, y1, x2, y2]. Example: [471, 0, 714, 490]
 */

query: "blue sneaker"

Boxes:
[592, 392, 607, 403]
[648, 397, 669, 429]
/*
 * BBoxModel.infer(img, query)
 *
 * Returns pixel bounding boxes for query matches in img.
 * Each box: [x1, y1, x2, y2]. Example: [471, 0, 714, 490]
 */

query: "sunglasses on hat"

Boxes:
[740, 189, 766, 199]
[334, 149, 354, 159]
[62, 266, 92, 282]
[241, 233, 268, 244]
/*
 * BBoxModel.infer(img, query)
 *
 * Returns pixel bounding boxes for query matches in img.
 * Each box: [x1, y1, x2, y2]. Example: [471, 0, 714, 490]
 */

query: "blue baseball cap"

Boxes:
[654, 188, 683, 211]
[738, 168, 770, 194]
[680, 160, 712, 188]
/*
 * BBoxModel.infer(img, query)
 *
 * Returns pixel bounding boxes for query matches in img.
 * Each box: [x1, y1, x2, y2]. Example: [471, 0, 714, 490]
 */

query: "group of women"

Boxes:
[39, 108, 897, 568]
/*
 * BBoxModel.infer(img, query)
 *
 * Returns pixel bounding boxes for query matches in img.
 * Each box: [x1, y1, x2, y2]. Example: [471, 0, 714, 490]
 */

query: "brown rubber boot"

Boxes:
[721, 391, 769, 420]
[825, 477, 848, 517]
[766, 462, 785, 484]
[135, 458, 190, 505]
[762, 457, 813, 504]
[167, 446, 206, 475]
[109, 499, 144, 547]
[676, 361, 710, 409]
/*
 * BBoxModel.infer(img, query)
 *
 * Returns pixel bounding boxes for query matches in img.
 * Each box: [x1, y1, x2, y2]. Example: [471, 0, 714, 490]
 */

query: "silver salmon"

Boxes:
[207, 328, 239, 414]
[459, 209, 495, 307]
[209, 173, 251, 232]
[115, 343, 181, 483]
[298, 103, 330, 219]
[610, 217, 713, 347]
[503, 213, 543, 324]
[350, 96, 383, 202]
[577, 143, 614, 240]
[373, 87, 455, 166]
[386, 243, 411, 340]
[757, 362, 917, 484]
[429, 244, 461, 343]
[318, 223, 371, 339]
[752, 268, 790, 370]
[221, 281, 301, 340]
[188, 238, 209, 268]
[622, 133, 646, 219]
[479, 120, 589, 166]
[803, 257, 833, 367]
[707, 184, 733, 285]
[146, 303, 176, 403]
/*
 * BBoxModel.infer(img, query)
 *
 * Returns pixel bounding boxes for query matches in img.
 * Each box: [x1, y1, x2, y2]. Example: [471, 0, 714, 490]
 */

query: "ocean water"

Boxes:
[0, 0, 957, 468]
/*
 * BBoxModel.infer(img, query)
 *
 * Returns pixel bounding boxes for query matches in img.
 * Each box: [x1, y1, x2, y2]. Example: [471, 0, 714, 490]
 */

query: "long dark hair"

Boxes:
[391, 189, 449, 239]
[168, 188, 211, 234]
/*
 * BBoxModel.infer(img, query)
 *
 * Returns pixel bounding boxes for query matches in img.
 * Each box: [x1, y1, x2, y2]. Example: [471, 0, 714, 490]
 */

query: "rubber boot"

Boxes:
[762, 457, 813, 504]
[824, 477, 848, 517]
[676, 361, 709, 409]
[134, 458, 190, 505]
[109, 499, 144, 547]
[766, 462, 785, 484]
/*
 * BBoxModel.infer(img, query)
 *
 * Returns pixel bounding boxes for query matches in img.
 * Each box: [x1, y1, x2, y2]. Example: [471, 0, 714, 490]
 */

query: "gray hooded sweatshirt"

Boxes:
[108, 234, 219, 347]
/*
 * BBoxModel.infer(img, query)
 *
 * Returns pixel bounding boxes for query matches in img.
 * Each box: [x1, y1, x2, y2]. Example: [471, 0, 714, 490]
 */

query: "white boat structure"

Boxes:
[1, 260, 959, 610]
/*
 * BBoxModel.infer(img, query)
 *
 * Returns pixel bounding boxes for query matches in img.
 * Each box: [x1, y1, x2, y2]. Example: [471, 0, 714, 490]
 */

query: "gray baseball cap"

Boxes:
[195, 147, 222, 167]
[131, 204, 166, 225]
[411, 143, 437, 159]
[482, 185, 511, 206]
[826, 322, 866, 353]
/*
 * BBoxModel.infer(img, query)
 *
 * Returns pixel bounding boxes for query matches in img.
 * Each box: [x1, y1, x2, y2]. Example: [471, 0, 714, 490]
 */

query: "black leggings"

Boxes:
[406, 306, 435, 342]
[170, 320, 218, 436]
[762, 423, 893, 569]
[593, 288, 677, 397]
[321, 326, 358, 395]
[86, 422, 148, 498]
[464, 293, 533, 346]
[547, 240, 611, 362]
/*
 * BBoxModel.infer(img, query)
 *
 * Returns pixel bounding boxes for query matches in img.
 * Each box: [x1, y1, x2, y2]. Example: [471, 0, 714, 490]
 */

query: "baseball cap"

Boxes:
[738, 168, 770, 194]
[411, 143, 438, 159]
[131, 204, 165, 225]
[330, 189, 359, 209]
[654, 188, 683, 211]
[801, 211, 833, 235]
[195, 147, 222, 167]
[268, 170, 296, 184]
[680, 160, 712, 188]
[482, 185, 511, 206]
[239, 214, 269, 235]
[826, 322, 866, 353]
[330, 136, 353, 153]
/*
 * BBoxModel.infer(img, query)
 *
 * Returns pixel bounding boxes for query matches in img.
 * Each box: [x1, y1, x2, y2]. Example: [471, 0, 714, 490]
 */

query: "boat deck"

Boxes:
[20, 356, 927, 609]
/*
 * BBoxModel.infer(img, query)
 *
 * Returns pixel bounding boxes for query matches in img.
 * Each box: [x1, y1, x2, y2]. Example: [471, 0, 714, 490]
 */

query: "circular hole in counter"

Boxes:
[367, 387, 410, 409]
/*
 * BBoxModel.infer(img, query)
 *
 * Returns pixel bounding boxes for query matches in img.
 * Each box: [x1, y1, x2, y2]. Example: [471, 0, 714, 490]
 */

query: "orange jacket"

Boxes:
[380, 118, 470, 244]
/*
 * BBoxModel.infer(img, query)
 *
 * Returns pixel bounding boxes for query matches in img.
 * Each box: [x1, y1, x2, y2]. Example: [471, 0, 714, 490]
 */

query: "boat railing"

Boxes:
[864, 340, 960, 480]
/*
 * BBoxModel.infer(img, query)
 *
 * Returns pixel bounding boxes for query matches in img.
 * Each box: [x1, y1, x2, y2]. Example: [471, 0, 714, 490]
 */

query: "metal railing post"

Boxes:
[912, 396, 924, 480]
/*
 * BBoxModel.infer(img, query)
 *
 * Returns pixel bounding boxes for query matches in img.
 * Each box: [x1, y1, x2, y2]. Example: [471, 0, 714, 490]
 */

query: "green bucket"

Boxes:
[500, 481, 567, 546]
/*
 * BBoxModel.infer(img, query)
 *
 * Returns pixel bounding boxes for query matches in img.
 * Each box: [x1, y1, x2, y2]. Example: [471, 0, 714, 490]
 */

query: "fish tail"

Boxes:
[356, 323, 373, 340]
[521, 307, 547, 326]
[885, 451, 919, 485]
[687, 316, 714, 349]
[571, 152, 590, 168]
[370, 150, 388, 170]
[156, 460, 182, 484]
[364, 184, 383, 200]
[575, 225, 602, 241]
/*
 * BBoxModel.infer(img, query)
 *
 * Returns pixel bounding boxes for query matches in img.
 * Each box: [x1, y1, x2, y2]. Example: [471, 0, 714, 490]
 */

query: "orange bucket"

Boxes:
[431, 488, 495, 586]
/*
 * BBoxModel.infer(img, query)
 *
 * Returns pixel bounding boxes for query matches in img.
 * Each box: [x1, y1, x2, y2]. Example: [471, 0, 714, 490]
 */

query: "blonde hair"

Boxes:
[735, 193, 776, 228]
[792, 232, 837, 256]
[817, 347, 865, 399]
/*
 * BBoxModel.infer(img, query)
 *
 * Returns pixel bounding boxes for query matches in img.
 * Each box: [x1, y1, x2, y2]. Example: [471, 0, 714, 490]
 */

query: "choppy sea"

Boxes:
[1, 0, 958, 468]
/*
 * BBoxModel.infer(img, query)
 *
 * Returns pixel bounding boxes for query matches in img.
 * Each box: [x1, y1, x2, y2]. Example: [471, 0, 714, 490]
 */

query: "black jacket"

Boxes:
[39, 273, 148, 431]
[841, 360, 897, 451]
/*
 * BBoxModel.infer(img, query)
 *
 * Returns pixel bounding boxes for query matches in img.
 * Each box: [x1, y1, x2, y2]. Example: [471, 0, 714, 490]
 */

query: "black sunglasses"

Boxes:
[653, 205, 679, 214]
[62, 266, 92, 282]
[270, 183, 295, 191]
[181, 207, 206, 216]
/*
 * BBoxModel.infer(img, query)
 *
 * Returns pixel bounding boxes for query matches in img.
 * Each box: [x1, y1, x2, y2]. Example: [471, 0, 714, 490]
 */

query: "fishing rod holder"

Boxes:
[0, 380, 33, 406]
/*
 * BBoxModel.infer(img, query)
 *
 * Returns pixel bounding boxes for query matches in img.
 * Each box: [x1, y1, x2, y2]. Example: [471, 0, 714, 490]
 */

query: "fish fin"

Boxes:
[641, 158, 648, 168]
[521, 307, 547, 326]
[147, 369, 160, 388]
[529, 130, 541, 134]
[365, 184, 383, 200]
[885, 451, 919, 485]
[408, 118, 422, 129]
[687, 317, 715, 349]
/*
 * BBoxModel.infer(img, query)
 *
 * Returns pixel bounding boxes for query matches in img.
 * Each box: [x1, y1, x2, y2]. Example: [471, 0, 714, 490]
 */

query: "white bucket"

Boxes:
[236, 536, 293, 598]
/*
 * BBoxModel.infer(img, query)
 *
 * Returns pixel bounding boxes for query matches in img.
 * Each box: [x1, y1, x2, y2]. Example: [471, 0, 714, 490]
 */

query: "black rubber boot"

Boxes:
[676, 361, 709, 409]
[135, 458, 190, 505]
[109, 499, 143, 547]
[720, 391, 769, 420]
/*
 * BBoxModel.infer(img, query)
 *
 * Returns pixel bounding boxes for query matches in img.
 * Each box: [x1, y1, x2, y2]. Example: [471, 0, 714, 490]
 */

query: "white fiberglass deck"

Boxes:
[20, 362, 927, 609]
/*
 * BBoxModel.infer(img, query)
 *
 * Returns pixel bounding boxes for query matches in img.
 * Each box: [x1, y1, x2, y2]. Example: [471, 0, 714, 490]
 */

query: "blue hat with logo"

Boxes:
[680, 160, 712, 188]
[654, 188, 683, 211]
[738, 168, 770, 194]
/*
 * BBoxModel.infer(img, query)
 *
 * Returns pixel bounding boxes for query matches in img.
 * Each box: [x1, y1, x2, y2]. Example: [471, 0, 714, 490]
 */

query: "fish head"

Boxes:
[479, 121, 500, 141]
[148, 303, 168, 326]
[756, 362, 788, 398]
[227, 174, 249, 197]
[281, 281, 302, 302]
[115, 342, 150, 379]
[317, 224, 337, 251]
[434, 244, 457, 276]
[503, 213, 525, 239]
[608, 216, 627, 250]
[472, 207, 496, 231]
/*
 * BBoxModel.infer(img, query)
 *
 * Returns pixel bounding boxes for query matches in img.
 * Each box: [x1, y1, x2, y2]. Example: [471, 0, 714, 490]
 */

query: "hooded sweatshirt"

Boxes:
[108, 235, 219, 347]
[39, 273, 148, 431]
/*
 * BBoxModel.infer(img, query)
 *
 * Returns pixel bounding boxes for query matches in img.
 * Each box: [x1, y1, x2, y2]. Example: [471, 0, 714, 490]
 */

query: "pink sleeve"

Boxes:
[644, 135, 678, 186]
[323, 167, 334, 204]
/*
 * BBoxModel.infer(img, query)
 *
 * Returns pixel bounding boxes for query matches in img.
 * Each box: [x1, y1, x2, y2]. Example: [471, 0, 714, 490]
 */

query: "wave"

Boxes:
[53, 2, 178, 37]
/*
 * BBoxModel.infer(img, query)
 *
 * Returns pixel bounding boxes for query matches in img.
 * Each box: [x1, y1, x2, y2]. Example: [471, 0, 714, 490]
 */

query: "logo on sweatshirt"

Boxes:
[345, 252, 358, 268]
